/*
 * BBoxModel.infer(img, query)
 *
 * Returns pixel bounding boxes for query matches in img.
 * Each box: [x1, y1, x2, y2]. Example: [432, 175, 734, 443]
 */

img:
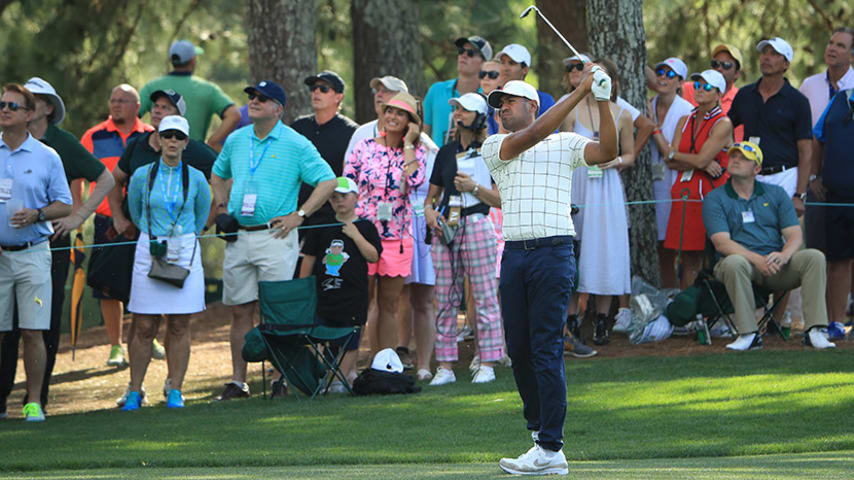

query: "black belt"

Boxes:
[760, 164, 795, 175]
[0, 239, 48, 252]
[505, 235, 573, 250]
[238, 223, 270, 232]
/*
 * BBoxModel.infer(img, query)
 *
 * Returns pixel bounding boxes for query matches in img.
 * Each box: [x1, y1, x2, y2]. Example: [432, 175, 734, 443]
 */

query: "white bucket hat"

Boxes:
[24, 77, 66, 126]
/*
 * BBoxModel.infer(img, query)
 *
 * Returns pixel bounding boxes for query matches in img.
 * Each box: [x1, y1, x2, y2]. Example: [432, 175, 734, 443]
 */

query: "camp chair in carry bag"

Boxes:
[256, 277, 359, 399]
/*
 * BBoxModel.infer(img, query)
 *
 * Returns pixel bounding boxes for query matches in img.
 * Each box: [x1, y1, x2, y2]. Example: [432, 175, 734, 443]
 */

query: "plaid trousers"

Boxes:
[432, 215, 504, 362]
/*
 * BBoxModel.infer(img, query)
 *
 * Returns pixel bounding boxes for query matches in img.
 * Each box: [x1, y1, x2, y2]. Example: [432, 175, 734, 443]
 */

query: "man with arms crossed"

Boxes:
[482, 66, 615, 475]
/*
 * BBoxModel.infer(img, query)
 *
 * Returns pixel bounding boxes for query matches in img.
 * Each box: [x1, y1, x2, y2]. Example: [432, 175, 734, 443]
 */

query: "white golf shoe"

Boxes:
[428, 366, 456, 386]
[499, 444, 568, 475]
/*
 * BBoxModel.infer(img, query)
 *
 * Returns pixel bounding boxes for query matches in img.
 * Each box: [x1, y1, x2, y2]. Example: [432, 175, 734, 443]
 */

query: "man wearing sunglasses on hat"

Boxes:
[0, 83, 73, 421]
[210, 80, 337, 401]
[728, 37, 813, 217]
[424, 35, 492, 146]
[291, 70, 358, 226]
[703, 141, 833, 351]
[681, 44, 745, 142]
[0, 77, 114, 419]
[487, 44, 557, 137]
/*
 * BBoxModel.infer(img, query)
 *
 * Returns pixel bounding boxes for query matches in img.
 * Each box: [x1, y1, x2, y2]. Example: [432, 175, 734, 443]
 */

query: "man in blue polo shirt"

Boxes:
[728, 37, 813, 216]
[0, 83, 72, 421]
[210, 81, 337, 401]
[812, 87, 854, 328]
[423, 35, 492, 146]
[703, 142, 832, 351]
[488, 44, 556, 135]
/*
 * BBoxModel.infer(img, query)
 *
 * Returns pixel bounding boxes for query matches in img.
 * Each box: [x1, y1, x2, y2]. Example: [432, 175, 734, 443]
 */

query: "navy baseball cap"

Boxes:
[304, 70, 345, 93]
[244, 80, 287, 108]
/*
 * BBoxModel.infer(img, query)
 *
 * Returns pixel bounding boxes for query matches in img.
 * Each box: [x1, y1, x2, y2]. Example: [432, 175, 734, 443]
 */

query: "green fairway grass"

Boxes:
[1, 350, 853, 475]
[4, 452, 854, 479]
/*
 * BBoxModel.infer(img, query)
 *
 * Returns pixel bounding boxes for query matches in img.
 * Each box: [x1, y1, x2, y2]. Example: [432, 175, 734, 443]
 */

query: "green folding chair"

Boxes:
[256, 277, 359, 398]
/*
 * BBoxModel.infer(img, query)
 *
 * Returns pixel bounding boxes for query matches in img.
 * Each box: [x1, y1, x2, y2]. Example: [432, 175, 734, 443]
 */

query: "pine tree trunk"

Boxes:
[246, 0, 317, 124]
[351, 0, 424, 124]
[587, 0, 660, 286]
[534, 0, 588, 99]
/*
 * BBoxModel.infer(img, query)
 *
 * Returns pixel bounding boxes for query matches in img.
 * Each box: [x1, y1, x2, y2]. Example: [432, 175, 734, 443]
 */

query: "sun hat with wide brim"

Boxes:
[380, 91, 420, 124]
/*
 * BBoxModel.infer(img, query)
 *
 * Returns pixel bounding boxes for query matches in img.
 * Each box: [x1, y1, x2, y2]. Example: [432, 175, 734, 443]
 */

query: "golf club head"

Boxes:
[519, 5, 537, 18]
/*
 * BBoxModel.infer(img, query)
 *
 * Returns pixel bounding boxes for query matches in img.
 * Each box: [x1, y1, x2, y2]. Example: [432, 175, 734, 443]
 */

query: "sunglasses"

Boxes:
[458, 46, 479, 57]
[693, 81, 716, 92]
[160, 130, 188, 141]
[248, 92, 271, 103]
[310, 84, 332, 93]
[565, 63, 584, 72]
[656, 68, 678, 79]
[711, 60, 734, 70]
[479, 70, 500, 79]
[734, 143, 756, 153]
[0, 101, 24, 111]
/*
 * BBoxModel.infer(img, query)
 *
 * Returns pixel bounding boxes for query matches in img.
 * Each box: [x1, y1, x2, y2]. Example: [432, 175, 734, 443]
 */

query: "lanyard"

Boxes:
[249, 136, 272, 177]
[159, 161, 182, 221]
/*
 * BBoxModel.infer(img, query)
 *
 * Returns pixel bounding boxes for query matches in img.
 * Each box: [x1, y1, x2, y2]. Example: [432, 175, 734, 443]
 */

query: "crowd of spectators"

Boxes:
[1, 26, 853, 424]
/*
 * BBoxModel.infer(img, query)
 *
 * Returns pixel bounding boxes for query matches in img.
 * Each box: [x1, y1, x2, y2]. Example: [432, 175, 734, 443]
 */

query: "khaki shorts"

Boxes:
[222, 229, 298, 306]
[0, 241, 52, 331]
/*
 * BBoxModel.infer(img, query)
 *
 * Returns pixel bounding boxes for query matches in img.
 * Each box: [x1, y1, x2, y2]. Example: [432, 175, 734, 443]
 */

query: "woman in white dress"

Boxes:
[647, 57, 695, 289]
[559, 56, 634, 346]
[122, 116, 211, 411]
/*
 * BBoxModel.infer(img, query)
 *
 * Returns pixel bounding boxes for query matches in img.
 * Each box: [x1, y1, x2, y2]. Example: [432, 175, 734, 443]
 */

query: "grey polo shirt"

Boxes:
[702, 179, 799, 255]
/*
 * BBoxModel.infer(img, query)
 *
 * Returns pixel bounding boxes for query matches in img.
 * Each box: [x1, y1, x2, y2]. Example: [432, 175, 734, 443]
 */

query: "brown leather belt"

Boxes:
[238, 223, 271, 232]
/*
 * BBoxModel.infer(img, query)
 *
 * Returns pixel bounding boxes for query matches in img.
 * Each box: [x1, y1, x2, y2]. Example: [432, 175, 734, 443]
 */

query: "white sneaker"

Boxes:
[116, 383, 146, 407]
[725, 333, 761, 351]
[328, 381, 348, 394]
[806, 328, 836, 349]
[612, 308, 632, 333]
[468, 354, 481, 373]
[428, 366, 456, 386]
[499, 445, 569, 475]
[471, 365, 495, 384]
[416, 369, 433, 381]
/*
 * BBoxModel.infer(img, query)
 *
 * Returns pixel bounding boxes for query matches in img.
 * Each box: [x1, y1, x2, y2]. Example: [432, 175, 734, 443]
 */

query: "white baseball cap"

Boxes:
[369, 76, 409, 93]
[448, 92, 488, 115]
[497, 44, 532, 66]
[371, 348, 403, 374]
[757, 37, 793, 63]
[158, 115, 190, 137]
[690, 69, 727, 93]
[487, 80, 539, 109]
[24, 77, 66, 125]
[563, 53, 591, 65]
[654, 57, 688, 80]
[333, 176, 358, 194]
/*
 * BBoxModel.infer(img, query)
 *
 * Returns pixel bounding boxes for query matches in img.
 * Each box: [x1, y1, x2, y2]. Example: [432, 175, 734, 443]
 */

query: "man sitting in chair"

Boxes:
[702, 141, 834, 351]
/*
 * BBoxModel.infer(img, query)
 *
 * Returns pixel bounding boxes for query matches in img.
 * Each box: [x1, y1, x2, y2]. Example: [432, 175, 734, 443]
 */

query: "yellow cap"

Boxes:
[727, 141, 763, 165]
[712, 44, 744, 70]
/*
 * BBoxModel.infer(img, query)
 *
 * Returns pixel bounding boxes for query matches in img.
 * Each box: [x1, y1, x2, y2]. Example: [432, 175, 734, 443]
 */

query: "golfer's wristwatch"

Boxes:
[297, 208, 307, 219]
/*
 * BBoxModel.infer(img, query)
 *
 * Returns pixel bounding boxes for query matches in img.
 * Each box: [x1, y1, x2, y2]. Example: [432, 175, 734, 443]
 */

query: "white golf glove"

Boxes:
[591, 69, 612, 101]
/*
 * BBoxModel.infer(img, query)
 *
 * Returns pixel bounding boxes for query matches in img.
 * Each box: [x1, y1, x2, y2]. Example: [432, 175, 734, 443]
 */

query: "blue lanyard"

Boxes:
[158, 161, 182, 222]
[826, 72, 838, 100]
[249, 136, 272, 177]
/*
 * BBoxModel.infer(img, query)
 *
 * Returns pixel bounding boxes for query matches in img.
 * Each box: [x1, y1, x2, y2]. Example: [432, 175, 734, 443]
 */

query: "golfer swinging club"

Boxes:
[482, 64, 616, 475]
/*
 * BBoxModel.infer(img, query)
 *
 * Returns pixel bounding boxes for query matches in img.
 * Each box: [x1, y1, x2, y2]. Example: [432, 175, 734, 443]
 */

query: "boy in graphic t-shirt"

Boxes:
[300, 177, 382, 392]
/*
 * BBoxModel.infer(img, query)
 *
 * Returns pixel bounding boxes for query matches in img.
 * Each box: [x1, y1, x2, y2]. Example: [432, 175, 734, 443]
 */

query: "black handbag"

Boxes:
[144, 159, 194, 288]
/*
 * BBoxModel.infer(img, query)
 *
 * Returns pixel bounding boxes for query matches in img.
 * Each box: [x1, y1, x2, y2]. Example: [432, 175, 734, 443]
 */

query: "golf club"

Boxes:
[520, 5, 585, 61]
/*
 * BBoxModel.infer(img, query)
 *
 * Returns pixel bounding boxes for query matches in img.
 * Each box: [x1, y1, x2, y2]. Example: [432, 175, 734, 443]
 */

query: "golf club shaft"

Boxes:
[523, 6, 585, 61]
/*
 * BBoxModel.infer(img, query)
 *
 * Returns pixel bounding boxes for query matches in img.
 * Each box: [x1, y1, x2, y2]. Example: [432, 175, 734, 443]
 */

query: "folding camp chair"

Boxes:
[256, 277, 359, 399]
[698, 239, 789, 342]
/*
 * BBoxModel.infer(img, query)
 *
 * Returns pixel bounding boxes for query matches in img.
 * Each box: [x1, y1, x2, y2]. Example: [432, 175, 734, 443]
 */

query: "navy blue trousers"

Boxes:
[500, 239, 575, 452]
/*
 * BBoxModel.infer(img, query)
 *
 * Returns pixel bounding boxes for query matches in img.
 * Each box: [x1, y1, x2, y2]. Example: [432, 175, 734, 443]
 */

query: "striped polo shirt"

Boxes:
[212, 122, 335, 225]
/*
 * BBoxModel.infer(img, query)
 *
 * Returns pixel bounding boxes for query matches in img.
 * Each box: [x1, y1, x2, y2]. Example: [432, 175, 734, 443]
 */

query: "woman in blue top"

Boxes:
[123, 116, 211, 411]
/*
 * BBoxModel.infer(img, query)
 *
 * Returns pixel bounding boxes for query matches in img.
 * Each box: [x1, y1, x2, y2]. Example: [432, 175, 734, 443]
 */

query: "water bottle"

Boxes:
[696, 315, 711, 345]
[780, 311, 791, 340]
